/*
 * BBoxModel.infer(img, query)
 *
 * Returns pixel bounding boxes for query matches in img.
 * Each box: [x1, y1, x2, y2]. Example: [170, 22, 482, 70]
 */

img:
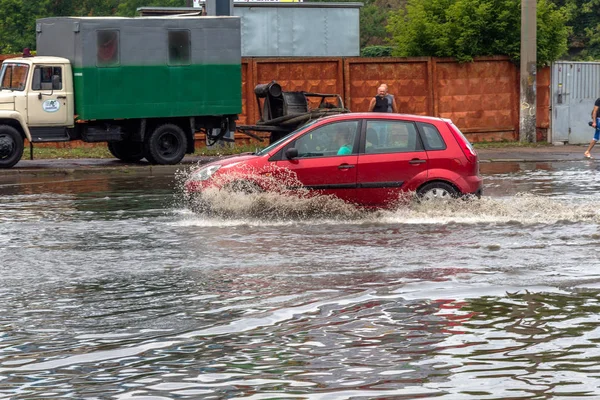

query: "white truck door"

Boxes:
[27, 65, 69, 126]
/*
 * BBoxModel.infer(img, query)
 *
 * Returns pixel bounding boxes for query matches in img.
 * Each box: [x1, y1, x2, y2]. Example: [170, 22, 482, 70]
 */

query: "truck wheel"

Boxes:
[107, 141, 144, 162]
[144, 124, 187, 165]
[0, 125, 24, 169]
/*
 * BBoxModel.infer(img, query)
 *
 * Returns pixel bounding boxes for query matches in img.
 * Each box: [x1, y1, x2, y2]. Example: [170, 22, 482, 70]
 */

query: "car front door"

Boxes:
[275, 120, 360, 203]
[355, 119, 429, 207]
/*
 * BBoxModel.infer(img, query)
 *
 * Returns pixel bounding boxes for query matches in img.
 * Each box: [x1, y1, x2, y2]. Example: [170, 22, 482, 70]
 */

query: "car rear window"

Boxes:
[417, 122, 447, 151]
[365, 120, 422, 154]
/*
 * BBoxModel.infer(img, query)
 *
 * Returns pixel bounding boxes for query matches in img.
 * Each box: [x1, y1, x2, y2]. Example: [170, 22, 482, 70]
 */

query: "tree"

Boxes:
[0, 0, 181, 53]
[550, 0, 600, 60]
[0, 0, 53, 53]
[387, 0, 570, 65]
[116, 0, 183, 17]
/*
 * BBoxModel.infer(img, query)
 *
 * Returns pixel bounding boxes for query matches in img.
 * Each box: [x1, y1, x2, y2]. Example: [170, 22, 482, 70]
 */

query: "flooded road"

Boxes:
[2, 161, 600, 399]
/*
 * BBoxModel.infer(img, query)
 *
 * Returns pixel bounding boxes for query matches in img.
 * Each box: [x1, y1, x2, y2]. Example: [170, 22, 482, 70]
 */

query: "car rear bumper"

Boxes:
[461, 175, 483, 197]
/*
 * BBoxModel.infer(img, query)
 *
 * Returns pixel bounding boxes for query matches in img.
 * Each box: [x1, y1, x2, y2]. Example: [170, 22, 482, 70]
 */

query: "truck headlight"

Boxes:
[190, 164, 221, 181]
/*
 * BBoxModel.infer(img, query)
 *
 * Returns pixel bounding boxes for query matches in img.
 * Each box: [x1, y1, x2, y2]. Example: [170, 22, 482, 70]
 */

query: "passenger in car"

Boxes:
[335, 130, 354, 155]
[366, 128, 380, 153]
[388, 128, 408, 148]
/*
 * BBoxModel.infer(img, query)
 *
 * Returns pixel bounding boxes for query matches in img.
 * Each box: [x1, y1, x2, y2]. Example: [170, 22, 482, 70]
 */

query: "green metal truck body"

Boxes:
[36, 16, 242, 121]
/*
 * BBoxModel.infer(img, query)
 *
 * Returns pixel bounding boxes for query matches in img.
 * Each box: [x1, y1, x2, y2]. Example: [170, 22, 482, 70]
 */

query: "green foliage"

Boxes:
[359, 2, 390, 48]
[537, 0, 570, 65]
[361, 45, 395, 57]
[0, 0, 182, 53]
[0, 0, 45, 53]
[116, 0, 183, 17]
[550, 0, 600, 60]
[387, 0, 569, 65]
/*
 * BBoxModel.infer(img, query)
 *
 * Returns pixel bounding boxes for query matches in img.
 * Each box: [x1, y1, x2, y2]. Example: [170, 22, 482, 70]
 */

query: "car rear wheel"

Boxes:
[417, 182, 458, 201]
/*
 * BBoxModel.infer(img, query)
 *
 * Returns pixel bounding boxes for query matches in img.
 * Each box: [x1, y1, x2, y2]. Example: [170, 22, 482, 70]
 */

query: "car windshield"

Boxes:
[0, 63, 29, 91]
[255, 119, 321, 156]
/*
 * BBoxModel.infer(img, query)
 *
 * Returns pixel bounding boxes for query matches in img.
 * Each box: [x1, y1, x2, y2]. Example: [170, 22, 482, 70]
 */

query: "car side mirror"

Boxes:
[285, 148, 298, 159]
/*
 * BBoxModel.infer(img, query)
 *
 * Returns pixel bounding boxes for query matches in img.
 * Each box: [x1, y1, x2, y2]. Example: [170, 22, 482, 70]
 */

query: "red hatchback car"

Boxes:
[185, 113, 482, 208]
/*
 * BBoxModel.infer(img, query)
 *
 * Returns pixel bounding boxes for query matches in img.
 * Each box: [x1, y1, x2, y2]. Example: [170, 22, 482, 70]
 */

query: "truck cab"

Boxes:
[0, 55, 74, 167]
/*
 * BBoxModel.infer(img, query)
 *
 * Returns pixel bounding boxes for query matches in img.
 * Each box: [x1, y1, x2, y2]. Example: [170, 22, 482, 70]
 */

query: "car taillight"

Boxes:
[447, 122, 477, 164]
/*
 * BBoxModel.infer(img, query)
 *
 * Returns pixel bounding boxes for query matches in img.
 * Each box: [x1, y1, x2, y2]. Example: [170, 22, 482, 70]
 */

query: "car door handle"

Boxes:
[57, 95, 67, 99]
[338, 164, 355, 169]
[409, 158, 426, 164]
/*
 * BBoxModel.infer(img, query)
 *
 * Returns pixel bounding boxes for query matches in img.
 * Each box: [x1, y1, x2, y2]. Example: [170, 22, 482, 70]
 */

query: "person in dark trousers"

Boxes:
[585, 97, 600, 158]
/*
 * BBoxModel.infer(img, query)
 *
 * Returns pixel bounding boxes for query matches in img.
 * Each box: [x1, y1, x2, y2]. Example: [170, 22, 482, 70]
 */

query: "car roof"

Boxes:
[317, 112, 446, 124]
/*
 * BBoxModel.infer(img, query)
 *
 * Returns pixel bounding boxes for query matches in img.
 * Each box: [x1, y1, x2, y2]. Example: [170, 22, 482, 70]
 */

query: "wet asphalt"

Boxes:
[0, 144, 592, 176]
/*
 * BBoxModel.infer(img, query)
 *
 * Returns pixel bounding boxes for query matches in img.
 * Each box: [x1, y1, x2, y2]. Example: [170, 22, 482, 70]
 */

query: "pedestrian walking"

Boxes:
[584, 97, 600, 159]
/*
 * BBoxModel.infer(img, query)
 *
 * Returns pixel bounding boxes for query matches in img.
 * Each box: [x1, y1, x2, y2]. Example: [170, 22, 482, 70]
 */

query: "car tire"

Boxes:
[107, 141, 144, 162]
[0, 125, 24, 169]
[144, 124, 187, 165]
[225, 180, 263, 194]
[417, 181, 458, 201]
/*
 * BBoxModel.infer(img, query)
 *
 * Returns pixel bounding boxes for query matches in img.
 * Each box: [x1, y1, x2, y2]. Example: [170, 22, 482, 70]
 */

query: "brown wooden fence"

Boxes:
[1, 54, 550, 146]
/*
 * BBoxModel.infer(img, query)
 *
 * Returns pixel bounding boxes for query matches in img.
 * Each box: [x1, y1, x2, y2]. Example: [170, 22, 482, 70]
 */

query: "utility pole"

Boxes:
[520, 0, 537, 142]
[185, 0, 192, 7]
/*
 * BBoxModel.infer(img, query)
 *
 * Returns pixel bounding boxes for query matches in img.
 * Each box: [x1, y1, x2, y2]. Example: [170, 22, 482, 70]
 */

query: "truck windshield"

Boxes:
[0, 63, 29, 91]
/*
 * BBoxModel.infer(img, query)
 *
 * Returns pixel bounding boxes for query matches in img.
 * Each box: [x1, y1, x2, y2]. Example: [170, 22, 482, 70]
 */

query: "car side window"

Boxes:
[293, 121, 359, 158]
[365, 120, 422, 154]
[418, 122, 447, 150]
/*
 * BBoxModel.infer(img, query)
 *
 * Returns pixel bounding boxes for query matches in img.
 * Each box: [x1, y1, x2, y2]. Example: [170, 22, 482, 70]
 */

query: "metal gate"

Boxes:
[552, 61, 600, 144]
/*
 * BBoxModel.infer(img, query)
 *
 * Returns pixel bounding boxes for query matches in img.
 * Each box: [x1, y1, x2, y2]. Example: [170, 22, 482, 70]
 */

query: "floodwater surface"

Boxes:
[1, 161, 600, 399]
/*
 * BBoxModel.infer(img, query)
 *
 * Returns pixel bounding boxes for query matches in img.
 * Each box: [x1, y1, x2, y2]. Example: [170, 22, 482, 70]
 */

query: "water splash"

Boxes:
[176, 166, 600, 225]
[177, 164, 366, 221]
[176, 190, 600, 226]
[384, 193, 600, 225]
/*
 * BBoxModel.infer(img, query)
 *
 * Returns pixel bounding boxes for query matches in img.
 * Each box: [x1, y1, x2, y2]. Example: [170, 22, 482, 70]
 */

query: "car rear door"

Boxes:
[354, 119, 429, 207]
[275, 120, 360, 203]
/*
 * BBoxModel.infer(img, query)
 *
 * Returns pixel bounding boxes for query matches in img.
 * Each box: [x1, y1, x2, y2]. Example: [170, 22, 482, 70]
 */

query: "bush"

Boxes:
[361, 45, 395, 57]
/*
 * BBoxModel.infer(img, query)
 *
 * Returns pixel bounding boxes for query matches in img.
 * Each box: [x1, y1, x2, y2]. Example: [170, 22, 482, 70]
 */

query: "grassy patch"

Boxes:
[27, 143, 265, 160]
[195, 143, 264, 156]
[28, 146, 113, 159]
[472, 141, 553, 149]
